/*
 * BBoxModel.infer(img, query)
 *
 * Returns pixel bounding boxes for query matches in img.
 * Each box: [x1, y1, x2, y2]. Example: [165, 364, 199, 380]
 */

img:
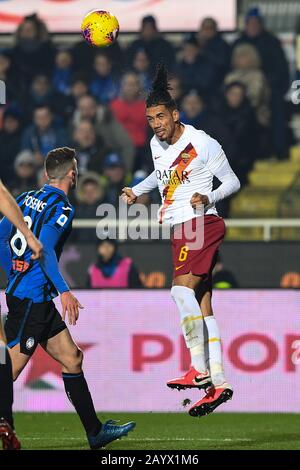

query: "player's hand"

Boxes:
[60, 291, 84, 326]
[190, 193, 210, 209]
[121, 187, 137, 205]
[26, 233, 43, 260]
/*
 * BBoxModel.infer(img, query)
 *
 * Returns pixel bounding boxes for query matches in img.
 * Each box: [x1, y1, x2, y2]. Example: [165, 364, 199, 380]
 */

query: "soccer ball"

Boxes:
[81, 10, 119, 47]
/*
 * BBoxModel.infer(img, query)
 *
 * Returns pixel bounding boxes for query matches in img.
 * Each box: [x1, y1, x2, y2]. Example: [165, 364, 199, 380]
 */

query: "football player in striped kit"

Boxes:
[0, 147, 135, 448]
[0, 179, 42, 449]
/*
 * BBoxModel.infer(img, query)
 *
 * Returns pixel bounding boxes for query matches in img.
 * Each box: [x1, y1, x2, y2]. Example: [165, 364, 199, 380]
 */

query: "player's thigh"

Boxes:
[42, 329, 83, 372]
[194, 277, 214, 316]
[198, 289, 213, 317]
[172, 272, 203, 290]
[9, 344, 31, 380]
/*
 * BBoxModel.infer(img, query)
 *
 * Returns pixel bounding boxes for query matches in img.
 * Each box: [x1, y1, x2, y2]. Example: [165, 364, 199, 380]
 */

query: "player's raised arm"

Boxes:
[0, 181, 43, 260]
[122, 170, 158, 204]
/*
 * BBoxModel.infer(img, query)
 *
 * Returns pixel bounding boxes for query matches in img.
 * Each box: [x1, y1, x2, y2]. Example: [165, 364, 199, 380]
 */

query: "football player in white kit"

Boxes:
[122, 65, 240, 417]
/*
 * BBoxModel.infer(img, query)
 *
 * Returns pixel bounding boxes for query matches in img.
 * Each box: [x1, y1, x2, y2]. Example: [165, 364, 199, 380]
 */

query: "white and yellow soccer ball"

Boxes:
[81, 10, 119, 47]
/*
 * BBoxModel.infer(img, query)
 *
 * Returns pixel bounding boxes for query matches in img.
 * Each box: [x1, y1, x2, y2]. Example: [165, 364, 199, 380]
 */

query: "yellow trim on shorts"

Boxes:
[209, 337, 221, 342]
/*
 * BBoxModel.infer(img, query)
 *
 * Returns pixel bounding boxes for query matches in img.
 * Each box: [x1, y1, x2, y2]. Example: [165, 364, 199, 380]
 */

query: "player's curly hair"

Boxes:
[146, 63, 177, 110]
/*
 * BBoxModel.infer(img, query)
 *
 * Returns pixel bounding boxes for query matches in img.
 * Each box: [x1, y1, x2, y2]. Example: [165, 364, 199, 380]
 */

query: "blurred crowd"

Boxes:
[0, 7, 292, 221]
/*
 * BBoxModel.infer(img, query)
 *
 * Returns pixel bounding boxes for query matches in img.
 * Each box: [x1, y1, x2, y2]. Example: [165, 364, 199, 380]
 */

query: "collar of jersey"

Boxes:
[43, 184, 68, 199]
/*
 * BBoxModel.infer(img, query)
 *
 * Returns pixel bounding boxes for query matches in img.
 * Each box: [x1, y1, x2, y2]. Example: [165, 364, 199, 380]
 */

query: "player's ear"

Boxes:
[67, 167, 74, 178]
[172, 109, 180, 123]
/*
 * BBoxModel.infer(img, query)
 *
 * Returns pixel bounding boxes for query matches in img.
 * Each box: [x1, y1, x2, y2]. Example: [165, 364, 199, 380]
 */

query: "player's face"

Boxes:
[146, 105, 179, 142]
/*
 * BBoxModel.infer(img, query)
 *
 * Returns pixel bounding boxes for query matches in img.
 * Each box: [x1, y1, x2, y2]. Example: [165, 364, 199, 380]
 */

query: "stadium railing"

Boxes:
[73, 218, 300, 242]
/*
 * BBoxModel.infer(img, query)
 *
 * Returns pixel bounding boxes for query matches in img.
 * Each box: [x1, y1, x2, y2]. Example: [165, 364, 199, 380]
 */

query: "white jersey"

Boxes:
[132, 124, 240, 226]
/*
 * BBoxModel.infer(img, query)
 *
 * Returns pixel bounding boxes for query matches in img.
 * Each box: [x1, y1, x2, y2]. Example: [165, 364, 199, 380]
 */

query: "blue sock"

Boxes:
[0, 347, 14, 429]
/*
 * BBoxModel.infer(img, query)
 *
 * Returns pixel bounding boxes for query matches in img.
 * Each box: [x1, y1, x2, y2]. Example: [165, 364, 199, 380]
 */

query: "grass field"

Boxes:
[14, 412, 300, 450]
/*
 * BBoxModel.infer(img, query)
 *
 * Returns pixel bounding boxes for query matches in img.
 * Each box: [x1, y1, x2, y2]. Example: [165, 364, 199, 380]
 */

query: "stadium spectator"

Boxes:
[21, 105, 68, 166]
[126, 15, 175, 73]
[212, 254, 239, 289]
[71, 95, 134, 171]
[110, 72, 150, 171]
[90, 53, 119, 104]
[192, 17, 231, 86]
[131, 49, 152, 92]
[225, 43, 270, 128]
[67, 75, 90, 116]
[180, 90, 230, 152]
[102, 153, 127, 206]
[168, 75, 184, 108]
[0, 50, 10, 82]
[76, 172, 105, 216]
[87, 239, 142, 288]
[21, 74, 73, 124]
[213, 82, 258, 185]
[11, 14, 55, 88]
[72, 37, 123, 76]
[232, 7, 290, 158]
[75, 172, 106, 243]
[9, 150, 37, 197]
[70, 75, 89, 101]
[71, 39, 96, 77]
[52, 49, 73, 96]
[0, 107, 22, 185]
[72, 120, 110, 174]
[0, 50, 19, 102]
[175, 39, 217, 99]
[37, 167, 48, 188]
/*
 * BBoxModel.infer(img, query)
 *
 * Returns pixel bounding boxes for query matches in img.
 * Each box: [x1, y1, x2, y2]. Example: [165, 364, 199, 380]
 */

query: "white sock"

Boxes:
[171, 286, 206, 373]
[203, 320, 210, 371]
[204, 315, 226, 386]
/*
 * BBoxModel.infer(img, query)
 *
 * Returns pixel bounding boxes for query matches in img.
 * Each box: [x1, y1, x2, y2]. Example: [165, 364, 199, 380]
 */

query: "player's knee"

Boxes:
[63, 347, 83, 372]
[12, 367, 22, 382]
[76, 348, 84, 369]
[171, 285, 195, 305]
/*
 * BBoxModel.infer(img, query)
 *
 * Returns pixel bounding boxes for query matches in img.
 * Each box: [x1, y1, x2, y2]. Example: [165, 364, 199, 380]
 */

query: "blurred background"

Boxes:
[0, 0, 299, 414]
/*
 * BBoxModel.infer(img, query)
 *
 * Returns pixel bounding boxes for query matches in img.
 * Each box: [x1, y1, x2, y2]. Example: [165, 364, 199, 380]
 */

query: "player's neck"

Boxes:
[167, 123, 185, 145]
[48, 181, 70, 196]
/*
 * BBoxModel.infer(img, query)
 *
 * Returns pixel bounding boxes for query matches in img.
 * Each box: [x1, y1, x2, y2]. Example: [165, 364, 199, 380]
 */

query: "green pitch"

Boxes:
[14, 412, 300, 450]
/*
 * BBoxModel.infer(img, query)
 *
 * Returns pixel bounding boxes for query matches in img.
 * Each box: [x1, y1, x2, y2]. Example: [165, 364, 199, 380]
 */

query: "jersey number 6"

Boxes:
[178, 245, 189, 262]
[10, 216, 33, 257]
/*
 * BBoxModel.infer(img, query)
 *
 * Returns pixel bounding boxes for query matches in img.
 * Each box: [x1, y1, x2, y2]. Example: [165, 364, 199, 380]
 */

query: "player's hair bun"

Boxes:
[146, 63, 176, 110]
[151, 63, 172, 93]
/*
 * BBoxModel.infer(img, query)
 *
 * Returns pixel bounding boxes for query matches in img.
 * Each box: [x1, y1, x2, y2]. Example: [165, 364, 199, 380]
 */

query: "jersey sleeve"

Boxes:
[39, 225, 70, 294]
[37, 201, 74, 294]
[43, 201, 75, 234]
[204, 136, 241, 204]
[132, 171, 158, 196]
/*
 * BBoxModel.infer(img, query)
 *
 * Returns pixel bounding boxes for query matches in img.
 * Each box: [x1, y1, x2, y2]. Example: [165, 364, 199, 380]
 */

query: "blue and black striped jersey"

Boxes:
[6, 184, 74, 303]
